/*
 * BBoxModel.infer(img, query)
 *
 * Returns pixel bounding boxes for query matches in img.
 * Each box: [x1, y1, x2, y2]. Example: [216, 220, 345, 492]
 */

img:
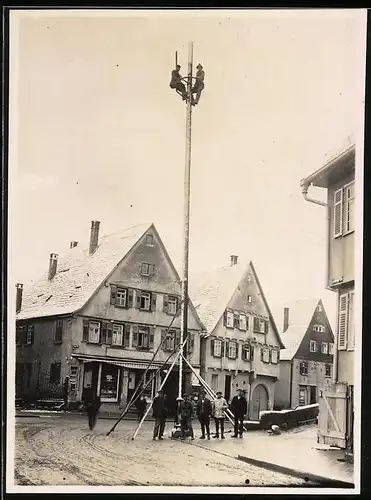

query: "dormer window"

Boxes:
[145, 234, 154, 246]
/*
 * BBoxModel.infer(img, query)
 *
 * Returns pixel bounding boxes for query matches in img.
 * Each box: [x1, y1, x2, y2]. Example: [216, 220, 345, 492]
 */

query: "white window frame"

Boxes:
[321, 342, 329, 355]
[140, 292, 151, 311]
[168, 296, 178, 315]
[313, 325, 325, 333]
[247, 295, 252, 303]
[214, 339, 222, 357]
[325, 364, 332, 378]
[226, 312, 234, 328]
[89, 321, 100, 344]
[259, 320, 266, 333]
[242, 344, 251, 361]
[228, 341, 237, 359]
[165, 330, 175, 351]
[239, 314, 247, 331]
[329, 343, 334, 355]
[344, 181, 355, 235]
[138, 326, 150, 348]
[309, 340, 317, 353]
[262, 347, 270, 363]
[271, 349, 278, 364]
[333, 187, 343, 238]
[112, 324, 124, 346]
[116, 289, 127, 307]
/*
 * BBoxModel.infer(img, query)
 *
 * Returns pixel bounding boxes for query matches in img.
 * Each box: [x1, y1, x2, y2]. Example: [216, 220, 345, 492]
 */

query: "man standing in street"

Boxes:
[212, 391, 228, 439]
[196, 390, 212, 440]
[230, 388, 248, 438]
[179, 393, 195, 440]
[83, 385, 101, 430]
[152, 390, 167, 440]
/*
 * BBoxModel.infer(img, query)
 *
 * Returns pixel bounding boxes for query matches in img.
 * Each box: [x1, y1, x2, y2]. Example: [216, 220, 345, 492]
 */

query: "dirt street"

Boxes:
[14, 415, 310, 487]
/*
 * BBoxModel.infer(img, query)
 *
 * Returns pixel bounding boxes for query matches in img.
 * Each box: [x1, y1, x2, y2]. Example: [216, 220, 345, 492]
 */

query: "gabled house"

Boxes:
[15, 221, 203, 414]
[300, 142, 356, 457]
[274, 298, 335, 409]
[190, 255, 285, 421]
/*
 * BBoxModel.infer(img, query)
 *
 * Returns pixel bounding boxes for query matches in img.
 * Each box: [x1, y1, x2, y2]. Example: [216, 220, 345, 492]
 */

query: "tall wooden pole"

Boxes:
[178, 41, 193, 400]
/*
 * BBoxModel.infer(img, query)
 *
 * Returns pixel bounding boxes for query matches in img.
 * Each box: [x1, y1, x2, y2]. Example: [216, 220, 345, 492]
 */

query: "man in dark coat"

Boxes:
[196, 390, 212, 439]
[83, 386, 101, 430]
[230, 388, 248, 438]
[179, 393, 195, 440]
[169, 65, 187, 100]
[135, 394, 147, 422]
[152, 390, 167, 440]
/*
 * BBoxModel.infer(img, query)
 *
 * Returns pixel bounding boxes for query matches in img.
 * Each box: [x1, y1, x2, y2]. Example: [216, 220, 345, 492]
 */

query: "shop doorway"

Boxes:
[250, 384, 269, 421]
[82, 362, 99, 399]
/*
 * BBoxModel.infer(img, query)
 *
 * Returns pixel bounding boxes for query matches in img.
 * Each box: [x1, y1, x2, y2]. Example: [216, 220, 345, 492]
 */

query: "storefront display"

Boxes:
[100, 364, 120, 402]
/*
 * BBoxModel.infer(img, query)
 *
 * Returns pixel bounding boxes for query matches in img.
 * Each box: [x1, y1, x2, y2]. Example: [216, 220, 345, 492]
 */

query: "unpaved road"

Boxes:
[14, 415, 308, 487]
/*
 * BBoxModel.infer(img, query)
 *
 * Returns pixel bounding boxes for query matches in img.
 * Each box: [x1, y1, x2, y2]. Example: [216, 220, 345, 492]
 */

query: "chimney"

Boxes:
[16, 283, 23, 313]
[89, 221, 100, 255]
[230, 255, 238, 266]
[48, 253, 58, 280]
[70, 241, 78, 249]
[283, 307, 290, 333]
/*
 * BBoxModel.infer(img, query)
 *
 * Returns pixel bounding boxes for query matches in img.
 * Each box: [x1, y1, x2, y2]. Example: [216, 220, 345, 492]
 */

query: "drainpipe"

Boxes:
[301, 181, 338, 385]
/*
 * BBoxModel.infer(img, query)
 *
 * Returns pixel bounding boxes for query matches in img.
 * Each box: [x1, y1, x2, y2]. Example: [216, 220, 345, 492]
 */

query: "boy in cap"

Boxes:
[179, 393, 195, 440]
[212, 391, 228, 439]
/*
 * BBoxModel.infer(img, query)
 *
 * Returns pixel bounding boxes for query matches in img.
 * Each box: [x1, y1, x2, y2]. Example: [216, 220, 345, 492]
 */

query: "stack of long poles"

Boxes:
[178, 41, 194, 403]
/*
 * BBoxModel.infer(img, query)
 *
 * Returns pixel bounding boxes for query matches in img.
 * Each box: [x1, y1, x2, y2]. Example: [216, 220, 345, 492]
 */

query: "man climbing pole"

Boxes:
[191, 63, 205, 106]
[169, 64, 187, 101]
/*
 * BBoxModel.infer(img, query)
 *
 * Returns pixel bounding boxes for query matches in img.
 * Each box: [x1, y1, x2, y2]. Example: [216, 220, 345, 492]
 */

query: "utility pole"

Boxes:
[178, 41, 193, 402]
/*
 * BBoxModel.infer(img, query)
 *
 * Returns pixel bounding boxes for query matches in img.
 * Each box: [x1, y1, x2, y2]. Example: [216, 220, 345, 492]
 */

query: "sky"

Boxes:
[8, 9, 367, 331]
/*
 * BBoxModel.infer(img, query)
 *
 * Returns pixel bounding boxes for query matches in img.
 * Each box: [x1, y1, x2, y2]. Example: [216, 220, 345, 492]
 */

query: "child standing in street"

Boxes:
[212, 391, 228, 439]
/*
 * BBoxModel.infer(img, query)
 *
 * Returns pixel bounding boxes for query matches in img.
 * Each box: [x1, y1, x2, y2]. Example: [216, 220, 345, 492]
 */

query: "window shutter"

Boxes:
[124, 324, 130, 347]
[223, 311, 227, 326]
[127, 289, 134, 308]
[151, 293, 157, 311]
[30, 325, 35, 344]
[264, 320, 268, 334]
[225, 340, 229, 358]
[161, 329, 167, 348]
[135, 290, 142, 308]
[176, 297, 181, 316]
[101, 323, 108, 343]
[334, 188, 343, 238]
[132, 326, 139, 347]
[82, 320, 89, 341]
[210, 338, 215, 356]
[235, 343, 239, 359]
[110, 285, 117, 305]
[250, 345, 254, 361]
[163, 295, 169, 313]
[149, 264, 155, 276]
[175, 330, 181, 347]
[149, 328, 155, 349]
[246, 316, 249, 330]
[189, 332, 195, 353]
[253, 317, 259, 331]
[338, 293, 348, 350]
[234, 313, 239, 329]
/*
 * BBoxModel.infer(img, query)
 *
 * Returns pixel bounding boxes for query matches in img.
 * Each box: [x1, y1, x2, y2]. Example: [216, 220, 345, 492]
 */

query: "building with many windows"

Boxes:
[15, 221, 203, 415]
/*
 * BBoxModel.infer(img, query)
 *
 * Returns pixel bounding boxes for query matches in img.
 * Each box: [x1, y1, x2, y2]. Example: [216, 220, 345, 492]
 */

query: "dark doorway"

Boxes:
[310, 386, 317, 404]
[83, 362, 99, 398]
[225, 375, 232, 402]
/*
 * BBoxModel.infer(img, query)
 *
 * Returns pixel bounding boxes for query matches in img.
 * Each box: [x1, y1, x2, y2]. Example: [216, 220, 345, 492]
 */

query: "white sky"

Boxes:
[8, 9, 367, 331]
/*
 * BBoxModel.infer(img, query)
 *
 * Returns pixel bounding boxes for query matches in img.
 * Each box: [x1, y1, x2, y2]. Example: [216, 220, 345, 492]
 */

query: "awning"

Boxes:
[71, 354, 161, 370]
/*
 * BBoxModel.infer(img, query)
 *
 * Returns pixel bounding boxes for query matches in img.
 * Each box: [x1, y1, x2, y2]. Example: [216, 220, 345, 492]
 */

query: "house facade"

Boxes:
[15, 222, 203, 415]
[190, 256, 284, 421]
[300, 142, 356, 457]
[274, 299, 334, 409]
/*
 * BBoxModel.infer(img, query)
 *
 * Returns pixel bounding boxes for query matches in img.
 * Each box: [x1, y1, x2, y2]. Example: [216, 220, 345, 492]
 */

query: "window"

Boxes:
[141, 262, 155, 276]
[145, 234, 154, 246]
[299, 387, 306, 406]
[242, 343, 254, 361]
[100, 364, 120, 402]
[168, 296, 178, 315]
[261, 347, 270, 363]
[54, 319, 63, 343]
[88, 321, 100, 343]
[162, 329, 175, 351]
[212, 339, 222, 357]
[299, 361, 308, 376]
[239, 314, 247, 331]
[50, 362, 61, 383]
[309, 340, 318, 352]
[16, 324, 26, 345]
[321, 342, 329, 355]
[253, 317, 268, 334]
[227, 341, 237, 359]
[317, 304, 323, 312]
[26, 325, 35, 345]
[211, 374, 219, 392]
[116, 289, 127, 307]
[325, 364, 332, 377]
[140, 292, 151, 310]
[270, 349, 278, 364]
[247, 295, 252, 303]
[344, 182, 355, 234]
[247, 274, 252, 282]
[329, 343, 334, 355]
[112, 324, 124, 346]
[132, 326, 154, 350]
[225, 311, 234, 328]
[313, 325, 325, 333]
[70, 366, 78, 377]
[101, 322, 113, 344]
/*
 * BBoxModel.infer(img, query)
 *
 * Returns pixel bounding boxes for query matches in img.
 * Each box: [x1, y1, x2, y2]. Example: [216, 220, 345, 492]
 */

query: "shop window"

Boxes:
[100, 364, 120, 402]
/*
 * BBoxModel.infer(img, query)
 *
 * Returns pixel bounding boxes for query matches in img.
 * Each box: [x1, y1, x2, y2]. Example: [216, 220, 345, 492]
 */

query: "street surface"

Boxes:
[14, 414, 353, 487]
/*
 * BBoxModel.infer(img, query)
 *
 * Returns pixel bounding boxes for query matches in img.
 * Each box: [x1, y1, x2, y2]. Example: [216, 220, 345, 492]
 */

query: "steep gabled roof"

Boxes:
[189, 260, 284, 348]
[16, 223, 152, 320]
[279, 297, 322, 361]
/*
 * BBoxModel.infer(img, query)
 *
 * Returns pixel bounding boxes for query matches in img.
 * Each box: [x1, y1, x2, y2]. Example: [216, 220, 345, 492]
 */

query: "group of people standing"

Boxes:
[152, 388, 248, 441]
